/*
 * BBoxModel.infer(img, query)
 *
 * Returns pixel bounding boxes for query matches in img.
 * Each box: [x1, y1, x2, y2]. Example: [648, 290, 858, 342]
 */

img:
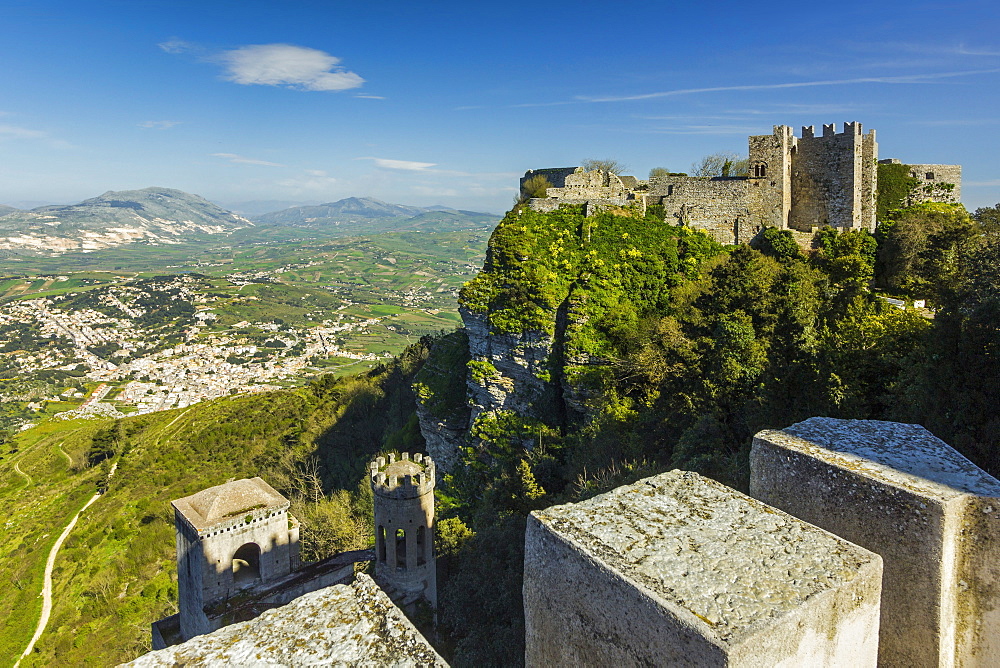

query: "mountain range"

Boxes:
[0, 190, 499, 257]
[0, 188, 251, 256]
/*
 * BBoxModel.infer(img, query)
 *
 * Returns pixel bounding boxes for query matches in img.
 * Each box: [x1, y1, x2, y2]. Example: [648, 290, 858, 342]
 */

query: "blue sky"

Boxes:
[1, 0, 998, 214]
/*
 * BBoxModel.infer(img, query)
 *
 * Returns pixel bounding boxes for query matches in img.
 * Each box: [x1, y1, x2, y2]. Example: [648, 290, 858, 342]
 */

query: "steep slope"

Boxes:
[0, 347, 428, 666]
[0, 188, 251, 255]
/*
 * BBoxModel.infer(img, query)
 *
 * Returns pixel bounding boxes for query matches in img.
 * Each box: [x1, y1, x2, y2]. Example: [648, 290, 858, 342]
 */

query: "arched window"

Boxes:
[395, 528, 407, 571]
[416, 525, 426, 566]
[232, 543, 261, 586]
[377, 525, 386, 563]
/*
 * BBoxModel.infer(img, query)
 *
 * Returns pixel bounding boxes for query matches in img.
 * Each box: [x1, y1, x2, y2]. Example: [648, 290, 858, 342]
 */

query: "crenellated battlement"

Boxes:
[370, 452, 436, 499]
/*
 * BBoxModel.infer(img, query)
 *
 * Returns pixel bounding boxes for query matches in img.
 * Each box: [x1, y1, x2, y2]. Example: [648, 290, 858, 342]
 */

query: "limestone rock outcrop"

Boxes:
[127, 575, 446, 667]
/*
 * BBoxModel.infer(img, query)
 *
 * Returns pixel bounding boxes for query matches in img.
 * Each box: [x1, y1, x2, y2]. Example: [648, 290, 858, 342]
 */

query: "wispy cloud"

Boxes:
[965, 180, 1000, 187]
[217, 44, 364, 92]
[576, 68, 1000, 103]
[358, 157, 437, 171]
[0, 124, 48, 140]
[158, 39, 198, 54]
[0, 124, 72, 149]
[354, 94, 385, 100]
[277, 171, 338, 194]
[212, 153, 285, 167]
[138, 120, 181, 129]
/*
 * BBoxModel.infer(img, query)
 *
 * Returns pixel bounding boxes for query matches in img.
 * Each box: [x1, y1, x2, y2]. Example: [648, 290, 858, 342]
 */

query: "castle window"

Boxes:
[377, 525, 386, 563]
[926, 172, 935, 180]
[232, 542, 261, 586]
[395, 528, 407, 571]
[416, 525, 426, 566]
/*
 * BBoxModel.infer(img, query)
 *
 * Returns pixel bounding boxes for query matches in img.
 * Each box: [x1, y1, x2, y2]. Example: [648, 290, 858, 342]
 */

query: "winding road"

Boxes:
[15, 462, 116, 667]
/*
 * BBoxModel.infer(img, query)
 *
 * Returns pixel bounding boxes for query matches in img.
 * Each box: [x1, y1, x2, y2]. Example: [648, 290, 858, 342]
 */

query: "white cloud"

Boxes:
[354, 94, 385, 100]
[577, 68, 1000, 103]
[277, 172, 339, 195]
[138, 120, 181, 129]
[212, 153, 285, 167]
[0, 124, 47, 140]
[218, 44, 364, 92]
[359, 157, 437, 171]
[158, 39, 196, 54]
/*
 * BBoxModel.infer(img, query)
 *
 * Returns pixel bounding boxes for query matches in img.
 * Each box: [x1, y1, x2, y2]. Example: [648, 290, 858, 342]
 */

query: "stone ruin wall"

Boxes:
[908, 163, 963, 204]
[644, 176, 758, 244]
[519, 167, 579, 195]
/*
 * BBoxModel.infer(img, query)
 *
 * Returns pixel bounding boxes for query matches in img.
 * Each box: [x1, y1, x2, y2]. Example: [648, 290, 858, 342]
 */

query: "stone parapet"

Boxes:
[751, 418, 1000, 667]
[131, 574, 447, 667]
[524, 470, 883, 667]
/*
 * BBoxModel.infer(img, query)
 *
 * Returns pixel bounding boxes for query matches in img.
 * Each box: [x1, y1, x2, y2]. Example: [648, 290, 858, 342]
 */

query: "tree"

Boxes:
[648, 167, 671, 181]
[581, 158, 627, 174]
[751, 227, 802, 264]
[875, 202, 978, 302]
[691, 152, 749, 177]
[517, 175, 552, 204]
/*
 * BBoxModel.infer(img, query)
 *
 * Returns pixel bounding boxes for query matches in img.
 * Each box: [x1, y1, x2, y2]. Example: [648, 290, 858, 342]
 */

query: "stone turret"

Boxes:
[370, 452, 437, 609]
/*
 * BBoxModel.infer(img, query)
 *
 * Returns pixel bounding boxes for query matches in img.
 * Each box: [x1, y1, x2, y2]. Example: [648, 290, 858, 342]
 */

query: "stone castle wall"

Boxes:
[644, 176, 757, 244]
[525, 121, 932, 243]
[907, 163, 963, 204]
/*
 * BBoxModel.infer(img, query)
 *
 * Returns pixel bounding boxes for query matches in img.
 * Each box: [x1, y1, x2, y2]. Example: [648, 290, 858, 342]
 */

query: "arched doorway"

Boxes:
[232, 542, 261, 586]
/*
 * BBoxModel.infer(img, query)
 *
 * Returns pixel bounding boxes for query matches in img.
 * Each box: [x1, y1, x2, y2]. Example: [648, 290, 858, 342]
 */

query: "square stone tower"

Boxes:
[172, 477, 300, 640]
[748, 122, 878, 233]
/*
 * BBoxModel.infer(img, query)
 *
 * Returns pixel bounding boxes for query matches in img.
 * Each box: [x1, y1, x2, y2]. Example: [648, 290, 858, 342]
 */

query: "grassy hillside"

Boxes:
[0, 343, 429, 666]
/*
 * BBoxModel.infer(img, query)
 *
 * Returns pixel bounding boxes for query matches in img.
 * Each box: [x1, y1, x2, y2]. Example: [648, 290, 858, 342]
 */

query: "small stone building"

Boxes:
[154, 477, 366, 648]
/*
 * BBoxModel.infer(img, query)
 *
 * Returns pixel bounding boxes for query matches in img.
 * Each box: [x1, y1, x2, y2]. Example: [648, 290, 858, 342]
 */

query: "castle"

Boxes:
[132, 421, 1000, 667]
[523, 122, 961, 244]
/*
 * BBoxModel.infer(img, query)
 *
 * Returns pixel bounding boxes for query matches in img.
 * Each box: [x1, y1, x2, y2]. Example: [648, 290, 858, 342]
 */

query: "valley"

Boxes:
[0, 201, 496, 437]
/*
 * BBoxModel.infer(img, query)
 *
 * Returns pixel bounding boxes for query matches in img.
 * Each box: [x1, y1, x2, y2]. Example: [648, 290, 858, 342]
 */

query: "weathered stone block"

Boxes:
[751, 418, 1000, 667]
[127, 574, 447, 667]
[524, 470, 883, 667]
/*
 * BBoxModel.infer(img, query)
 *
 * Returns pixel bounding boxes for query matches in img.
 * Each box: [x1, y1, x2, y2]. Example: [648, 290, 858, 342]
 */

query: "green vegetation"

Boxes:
[425, 201, 1000, 665]
[691, 151, 749, 177]
[517, 175, 551, 204]
[876, 162, 919, 220]
[6, 194, 1000, 666]
[0, 344, 431, 666]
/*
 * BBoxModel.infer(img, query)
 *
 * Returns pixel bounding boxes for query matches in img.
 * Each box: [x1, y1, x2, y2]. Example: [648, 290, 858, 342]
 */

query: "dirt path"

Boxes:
[15, 461, 117, 666]
[54, 443, 72, 467]
[13, 461, 31, 487]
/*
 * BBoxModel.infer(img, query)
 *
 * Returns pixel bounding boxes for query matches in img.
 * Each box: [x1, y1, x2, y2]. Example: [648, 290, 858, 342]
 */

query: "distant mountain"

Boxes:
[220, 199, 321, 216]
[253, 197, 426, 225]
[0, 205, 17, 217]
[0, 187, 251, 255]
[250, 197, 500, 237]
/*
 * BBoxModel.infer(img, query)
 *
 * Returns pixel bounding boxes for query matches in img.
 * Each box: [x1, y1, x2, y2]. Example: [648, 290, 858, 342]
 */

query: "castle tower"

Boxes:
[788, 121, 878, 232]
[171, 477, 300, 640]
[370, 452, 437, 609]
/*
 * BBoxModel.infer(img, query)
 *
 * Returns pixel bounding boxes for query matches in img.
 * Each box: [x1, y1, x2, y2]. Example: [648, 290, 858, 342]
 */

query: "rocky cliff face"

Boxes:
[462, 307, 553, 426]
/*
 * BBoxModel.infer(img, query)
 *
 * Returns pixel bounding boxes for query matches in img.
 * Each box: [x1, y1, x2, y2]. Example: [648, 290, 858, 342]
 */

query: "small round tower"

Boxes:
[370, 452, 436, 609]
